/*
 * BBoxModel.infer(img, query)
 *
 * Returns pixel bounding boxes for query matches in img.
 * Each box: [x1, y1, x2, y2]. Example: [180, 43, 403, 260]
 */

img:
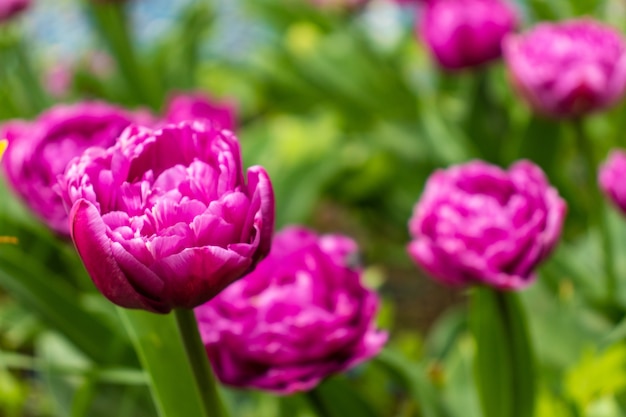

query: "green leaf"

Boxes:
[85, 1, 162, 108]
[470, 287, 536, 417]
[306, 375, 380, 417]
[565, 345, 626, 410]
[118, 308, 227, 417]
[374, 348, 451, 417]
[35, 332, 155, 417]
[0, 245, 134, 366]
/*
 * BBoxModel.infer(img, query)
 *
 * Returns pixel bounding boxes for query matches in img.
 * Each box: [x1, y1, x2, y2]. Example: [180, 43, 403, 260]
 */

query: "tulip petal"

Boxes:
[156, 246, 251, 308]
[70, 199, 169, 313]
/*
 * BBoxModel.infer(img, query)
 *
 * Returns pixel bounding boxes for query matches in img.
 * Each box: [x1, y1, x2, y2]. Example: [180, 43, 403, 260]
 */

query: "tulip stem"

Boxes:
[470, 287, 535, 417]
[173, 308, 229, 417]
[306, 387, 332, 417]
[572, 119, 617, 301]
[118, 308, 228, 417]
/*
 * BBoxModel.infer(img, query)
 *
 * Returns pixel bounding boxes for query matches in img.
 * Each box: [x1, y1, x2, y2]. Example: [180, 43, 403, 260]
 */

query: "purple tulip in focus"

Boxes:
[195, 226, 387, 394]
[408, 160, 566, 290]
[58, 121, 275, 313]
[419, 0, 517, 70]
[599, 150, 626, 214]
[503, 19, 626, 118]
[164, 92, 237, 132]
[0, 0, 30, 23]
[1, 102, 154, 234]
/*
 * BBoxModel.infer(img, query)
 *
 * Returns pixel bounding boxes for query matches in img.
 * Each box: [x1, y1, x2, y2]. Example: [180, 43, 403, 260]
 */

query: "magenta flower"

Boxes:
[599, 149, 626, 214]
[0, 0, 30, 23]
[408, 160, 566, 290]
[195, 226, 387, 394]
[1, 102, 153, 234]
[44, 63, 73, 99]
[419, 0, 517, 70]
[58, 121, 274, 313]
[503, 19, 626, 118]
[164, 92, 237, 132]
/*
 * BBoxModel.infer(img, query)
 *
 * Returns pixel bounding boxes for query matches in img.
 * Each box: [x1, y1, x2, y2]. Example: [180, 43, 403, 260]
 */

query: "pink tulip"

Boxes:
[504, 19, 626, 117]
[195, 226, 386, 394]
[408, 160, 566, 290]
[58, 121, 275, 313]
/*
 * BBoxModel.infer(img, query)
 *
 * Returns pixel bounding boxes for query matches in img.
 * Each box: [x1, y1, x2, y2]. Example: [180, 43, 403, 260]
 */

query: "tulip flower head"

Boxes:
[164, 92, 237, 132]
[504, 19, 626, 118]
[58, 121, 275, 313]
[0, 0, 30, 23]
[195, 226, 387, 394]
[599, 149, 626, 214]
[0, 102, 153, 235]
[408, 160, 566, 290]
[420, 0, 517, 70]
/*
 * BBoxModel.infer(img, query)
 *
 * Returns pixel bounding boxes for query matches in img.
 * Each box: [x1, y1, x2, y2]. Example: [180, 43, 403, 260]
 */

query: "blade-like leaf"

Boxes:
[470, 287, 535, 417]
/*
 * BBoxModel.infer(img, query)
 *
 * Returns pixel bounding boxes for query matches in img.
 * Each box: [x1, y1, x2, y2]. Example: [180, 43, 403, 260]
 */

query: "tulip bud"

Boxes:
[164, 92, 237, 132]
[419, 0, 517, 70]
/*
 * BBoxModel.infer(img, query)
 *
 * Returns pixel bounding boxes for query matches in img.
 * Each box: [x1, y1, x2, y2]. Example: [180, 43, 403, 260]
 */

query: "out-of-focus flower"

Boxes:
[503, 19, 626, 118]
[164, 92, 237, 132]
[85, 51, 115, 79]
[599, 149, 626, 214]
[419, 0, 517, 70]
[1, 102, 154, 234]
[0, 0, 30, 23]
[43, 52, 116, 99]
[58, 121, 275, 313]
[407, 160, 566, 290]
[44, 63, 74, 99]
[195, 226, 387, 394]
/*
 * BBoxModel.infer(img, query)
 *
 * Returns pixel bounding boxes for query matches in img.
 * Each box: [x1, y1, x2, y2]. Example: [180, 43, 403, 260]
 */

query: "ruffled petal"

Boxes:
[70, 199, 169, 313]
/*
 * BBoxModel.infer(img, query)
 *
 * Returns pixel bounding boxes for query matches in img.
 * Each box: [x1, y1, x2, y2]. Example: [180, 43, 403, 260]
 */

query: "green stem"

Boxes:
[13, 39, 49, 113]
[174, 308, 228, 417]
[470, 287, 535, 417]
[305, 388, 332, 417]
[118, 308, 228, 417]
[572, 119, 616, 302]
[87, 1, 161, 109]
[0, 26, 48, 115]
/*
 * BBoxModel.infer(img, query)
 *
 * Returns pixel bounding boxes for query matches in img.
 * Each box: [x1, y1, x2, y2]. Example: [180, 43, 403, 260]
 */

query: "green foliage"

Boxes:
[565, 345, 626, 412]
